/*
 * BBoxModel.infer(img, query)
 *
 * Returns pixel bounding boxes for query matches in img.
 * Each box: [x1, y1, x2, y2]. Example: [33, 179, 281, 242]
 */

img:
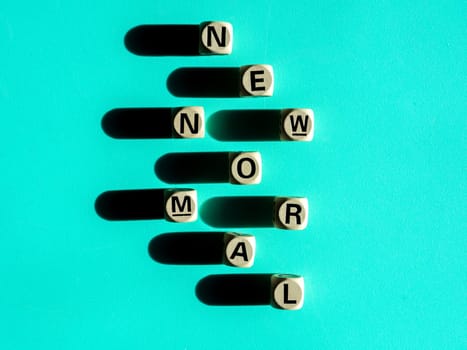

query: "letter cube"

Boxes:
[240, 64, 274, 97]
[223, 232, 256, 268]
[164, 189, 198, 223]
[280, 108, 314, 141]
[229, 152, 262, 185]
[199, 21, 233, 55]
[172, 106, 205, 138]
[271, 274, 304, 310]
[273, 197, 308, 230]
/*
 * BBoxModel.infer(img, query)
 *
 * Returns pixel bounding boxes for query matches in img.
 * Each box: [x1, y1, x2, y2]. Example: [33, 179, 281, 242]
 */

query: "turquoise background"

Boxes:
[1, 1, 465, 349]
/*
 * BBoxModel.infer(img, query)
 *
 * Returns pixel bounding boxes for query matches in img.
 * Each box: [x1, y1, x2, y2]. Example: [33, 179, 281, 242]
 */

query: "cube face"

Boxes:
[164, 189, 198, 223]
[223, 232, 256, 268]
[240, 64, 274, 97]
[229, 152, 262, 185]
[273, 197, 308, 230]
[281, 109, 314, 141]
[172, 106, 205, 138]
[199, 21, 233, 55]
[271, 274, 304, 310]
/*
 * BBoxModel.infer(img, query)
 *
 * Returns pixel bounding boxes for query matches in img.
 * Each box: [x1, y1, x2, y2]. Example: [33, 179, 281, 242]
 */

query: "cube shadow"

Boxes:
[102, 108, 173, 139]
[201, 196, 275, 228]
[155, 152, 230, 184]
[208, 109, 282, 141]
[124, 25, 200, 56]
[167, 67, 240, 98]
[148, 232, 225, 265]
[196, 274, 272, 306]
[95, 189, 165, 220]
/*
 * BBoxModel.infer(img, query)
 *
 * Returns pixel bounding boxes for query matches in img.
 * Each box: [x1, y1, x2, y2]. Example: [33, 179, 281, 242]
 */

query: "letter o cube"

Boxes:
[164, 189, 198, 223]
[229, 152, 262, 185]
[271, 274, 304, 310]
[273, 197, 308, 230]
[223, 232, 256, 268]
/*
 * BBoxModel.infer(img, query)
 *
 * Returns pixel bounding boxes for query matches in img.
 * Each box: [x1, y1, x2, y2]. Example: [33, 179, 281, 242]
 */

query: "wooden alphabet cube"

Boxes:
[164, 189, 197, 223]
[271, 274, 304, 310]
[172, 106, 205, 138]
[273, 197, 308, 230]
[240, 64, 274, 97]
[229, 152, 262, 185]
[199, 21, 233, 55]
[280, 108, 314, 141]
[223, 232, 256, 268]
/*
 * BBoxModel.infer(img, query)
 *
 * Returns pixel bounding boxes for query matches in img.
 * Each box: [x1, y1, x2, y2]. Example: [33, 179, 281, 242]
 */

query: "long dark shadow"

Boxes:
[155, 152, 230, 184]
[148, 232, 225, 265]
[102, 108, 173, 139]
[208, 109, 282, 141]
[167, 67, 240, 97]
[201, 196, 275, 228]
[125, 25, 200, 56]
[196, 274, 272, 306]
[95, 189, 165, 220]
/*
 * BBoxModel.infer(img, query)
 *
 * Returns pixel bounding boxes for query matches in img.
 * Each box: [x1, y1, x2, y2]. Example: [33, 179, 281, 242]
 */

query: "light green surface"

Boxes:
[0, 1, 465, 349]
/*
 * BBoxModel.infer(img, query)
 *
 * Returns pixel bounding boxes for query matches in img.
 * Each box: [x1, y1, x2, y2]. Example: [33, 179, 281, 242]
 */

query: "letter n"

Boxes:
[179, 113, 199, 134]
[207, 25, 226, 47]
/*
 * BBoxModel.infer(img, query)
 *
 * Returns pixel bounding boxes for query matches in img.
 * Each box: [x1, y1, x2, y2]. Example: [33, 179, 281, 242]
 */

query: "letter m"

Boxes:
[171, 196, 191, 214]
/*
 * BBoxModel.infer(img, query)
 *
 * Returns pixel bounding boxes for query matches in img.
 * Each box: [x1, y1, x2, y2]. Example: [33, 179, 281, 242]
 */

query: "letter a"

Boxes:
[229, 241, 249, 261]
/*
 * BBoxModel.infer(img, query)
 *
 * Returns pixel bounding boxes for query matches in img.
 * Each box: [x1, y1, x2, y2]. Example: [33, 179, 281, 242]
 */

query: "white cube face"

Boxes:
[200, 21, 233, 55]
[229, 152, 262, 185]
[271, 274, 304, 310]
[172, 106, 205, 138]
[274, 197, 308, 230]
[240, 64, 274, 96]
[224, 233, 256, 268]
[164, 189, 197, 223]
[281, 108, 314, 141]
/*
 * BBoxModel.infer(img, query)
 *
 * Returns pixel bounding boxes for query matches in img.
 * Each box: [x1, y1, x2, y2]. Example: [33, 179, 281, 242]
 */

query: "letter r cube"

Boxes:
[273, 197, 308, 230]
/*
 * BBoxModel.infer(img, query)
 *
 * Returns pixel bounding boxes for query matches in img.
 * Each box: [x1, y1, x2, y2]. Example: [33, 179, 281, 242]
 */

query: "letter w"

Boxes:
[289, 115, 309, 134]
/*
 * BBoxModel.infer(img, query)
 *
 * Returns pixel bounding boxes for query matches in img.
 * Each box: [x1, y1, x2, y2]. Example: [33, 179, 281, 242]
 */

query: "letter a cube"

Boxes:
[223, 232, 256, 268]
